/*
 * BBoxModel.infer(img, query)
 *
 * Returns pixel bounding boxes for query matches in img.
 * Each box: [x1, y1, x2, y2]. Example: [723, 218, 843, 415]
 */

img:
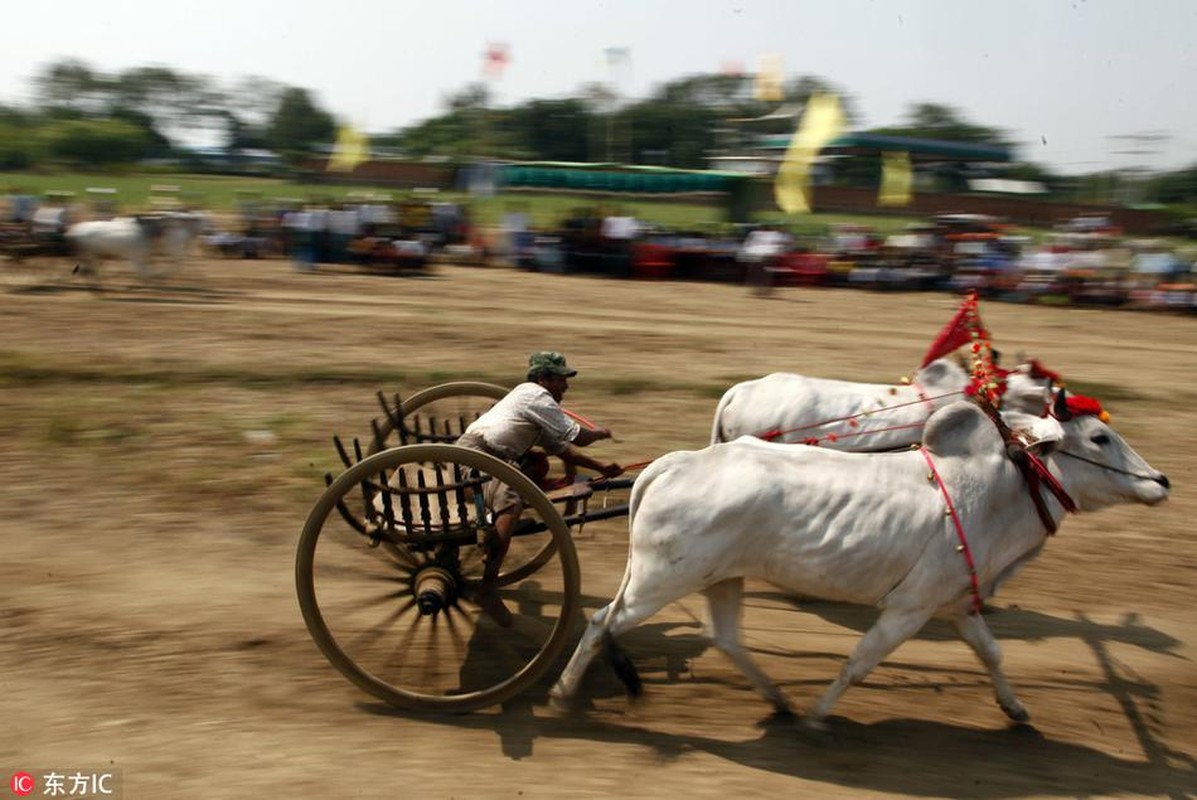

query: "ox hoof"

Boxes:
[797, 715, 841, 746]
[547, 686, 579, 713]
[800, 714, 829, 733]
[1001, 701, 1030, 723]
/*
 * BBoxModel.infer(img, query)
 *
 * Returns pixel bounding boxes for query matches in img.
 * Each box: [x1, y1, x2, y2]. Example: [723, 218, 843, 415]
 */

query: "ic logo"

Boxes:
[9, 772, 35, 797]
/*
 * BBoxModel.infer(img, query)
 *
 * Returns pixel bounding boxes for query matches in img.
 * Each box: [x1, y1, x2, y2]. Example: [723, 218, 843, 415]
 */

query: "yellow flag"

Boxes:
[327, 124, 368, 172]
[879, 150, 913, 207]
[754, 54, 784, 103]
[774, 93, 845, 215]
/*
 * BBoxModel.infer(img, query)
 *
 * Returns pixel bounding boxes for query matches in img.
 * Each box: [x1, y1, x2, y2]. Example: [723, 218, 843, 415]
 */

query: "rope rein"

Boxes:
[758, 389, 965, 443]
[1056, 449, 1159, 481]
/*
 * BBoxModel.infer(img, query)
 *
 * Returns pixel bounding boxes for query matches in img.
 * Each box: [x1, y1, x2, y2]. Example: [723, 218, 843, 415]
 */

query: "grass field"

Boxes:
[1, 168, 927, 235]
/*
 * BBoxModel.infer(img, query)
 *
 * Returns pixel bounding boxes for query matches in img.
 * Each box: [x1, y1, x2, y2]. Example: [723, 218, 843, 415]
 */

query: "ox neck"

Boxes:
[1016, 449, 1077, 535]
[972, 395, 1078, 534]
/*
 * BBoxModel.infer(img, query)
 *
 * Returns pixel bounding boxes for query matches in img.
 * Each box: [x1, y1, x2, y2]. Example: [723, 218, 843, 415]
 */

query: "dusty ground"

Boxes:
[1, 256, 1195, 799]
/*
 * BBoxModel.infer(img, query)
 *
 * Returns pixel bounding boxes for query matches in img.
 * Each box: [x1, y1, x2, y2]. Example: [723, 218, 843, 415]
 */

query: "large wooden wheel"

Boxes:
[296, 443, 581, 713]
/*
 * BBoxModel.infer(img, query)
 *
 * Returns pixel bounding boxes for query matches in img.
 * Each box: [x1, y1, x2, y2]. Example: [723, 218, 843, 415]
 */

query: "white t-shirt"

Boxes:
[739, 229, 790, 261]
[602, 216, 640, 240]
[458, 382, 581, 459]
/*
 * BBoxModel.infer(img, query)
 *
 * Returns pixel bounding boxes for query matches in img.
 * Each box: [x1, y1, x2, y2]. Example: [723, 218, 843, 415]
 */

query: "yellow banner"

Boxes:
[774, 93, 844, 215]
[327, 124, 368, 173]
[879, 150, 913, 207]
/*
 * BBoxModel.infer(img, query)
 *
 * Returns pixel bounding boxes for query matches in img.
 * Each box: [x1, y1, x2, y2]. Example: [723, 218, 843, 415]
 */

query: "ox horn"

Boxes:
[1053, 388, 1072, 421]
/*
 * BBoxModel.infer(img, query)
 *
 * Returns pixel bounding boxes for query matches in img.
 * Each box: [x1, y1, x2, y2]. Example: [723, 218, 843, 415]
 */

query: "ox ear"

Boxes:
[923, 401, 998, 458]
[1002, 370, 1053, 416]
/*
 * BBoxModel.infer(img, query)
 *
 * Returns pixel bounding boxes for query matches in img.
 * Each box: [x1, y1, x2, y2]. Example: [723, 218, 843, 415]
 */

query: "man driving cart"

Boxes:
[456, 351, 623, 626]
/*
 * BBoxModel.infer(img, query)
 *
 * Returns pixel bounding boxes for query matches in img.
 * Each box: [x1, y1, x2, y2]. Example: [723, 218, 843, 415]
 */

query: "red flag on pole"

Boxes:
[482, 42, 510, 78]
[921, 291, 981, 367]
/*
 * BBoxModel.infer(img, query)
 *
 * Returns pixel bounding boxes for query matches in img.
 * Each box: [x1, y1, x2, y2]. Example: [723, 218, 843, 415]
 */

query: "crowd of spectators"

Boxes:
[5, 187, 1194, 312]
[507, 208, 1197, 313]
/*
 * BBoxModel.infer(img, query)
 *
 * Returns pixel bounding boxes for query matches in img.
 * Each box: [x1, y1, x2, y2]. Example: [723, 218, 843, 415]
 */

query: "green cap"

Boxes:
[527, 351, 577, 381]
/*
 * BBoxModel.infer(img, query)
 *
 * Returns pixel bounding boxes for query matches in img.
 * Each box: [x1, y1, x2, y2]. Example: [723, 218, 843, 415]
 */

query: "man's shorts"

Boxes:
[456, 433, 522, 514]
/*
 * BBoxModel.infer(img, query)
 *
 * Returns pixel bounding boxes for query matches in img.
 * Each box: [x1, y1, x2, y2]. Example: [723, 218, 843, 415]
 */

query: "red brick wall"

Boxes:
[810, 185, 1169, 235]
[300, 159, 456, 190]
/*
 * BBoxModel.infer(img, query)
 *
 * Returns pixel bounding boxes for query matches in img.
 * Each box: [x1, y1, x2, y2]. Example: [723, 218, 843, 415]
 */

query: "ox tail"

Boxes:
[710, 386, 736, 445]
[598, 459, 670, 698]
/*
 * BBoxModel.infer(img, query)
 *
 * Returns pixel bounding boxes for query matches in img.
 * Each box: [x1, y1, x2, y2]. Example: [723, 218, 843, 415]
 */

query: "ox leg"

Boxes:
[703, 578, 792, 715]
[952, 611, 1029, 723]
[807, 604, 932, 730]
[550, 604, 613, 706]
[550, 582, 671, 708]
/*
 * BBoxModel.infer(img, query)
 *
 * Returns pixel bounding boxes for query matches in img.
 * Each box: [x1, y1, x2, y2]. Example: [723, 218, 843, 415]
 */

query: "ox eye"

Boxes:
[1091, 433, 1111, 445]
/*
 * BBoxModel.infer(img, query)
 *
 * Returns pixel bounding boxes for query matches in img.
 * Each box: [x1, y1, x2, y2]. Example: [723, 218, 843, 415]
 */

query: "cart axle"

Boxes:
[413, 566, 456, 616]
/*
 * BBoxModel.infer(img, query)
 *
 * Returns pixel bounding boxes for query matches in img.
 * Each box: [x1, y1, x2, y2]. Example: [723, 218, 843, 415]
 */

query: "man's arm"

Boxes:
[557, 444, 622, 478]
[571, 426, 612, 447]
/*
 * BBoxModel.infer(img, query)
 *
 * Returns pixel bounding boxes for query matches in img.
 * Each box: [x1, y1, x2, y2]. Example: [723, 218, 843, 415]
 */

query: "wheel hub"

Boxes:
[413, 566, 457, 616]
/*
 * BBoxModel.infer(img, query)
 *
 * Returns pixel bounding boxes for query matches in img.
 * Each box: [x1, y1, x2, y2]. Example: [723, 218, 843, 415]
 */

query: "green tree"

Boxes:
[1144, 165, 1197, 205]
[388, 84, 495, 158]
[112, 66, 210, 128]
[622, 100, 718, 168]
[33, 59, 110, 114]
[39, 118, 153, 167]
[221, 76, 285, 152]
[505, 99, 593, 162]
[219, 111, 269, 152]
[34, 59, 227, 144]
[873, 102, 1014, 149]
[108, 106, 172, 158]
[266, 88, 335, 162]
[0, 105, 37, 168]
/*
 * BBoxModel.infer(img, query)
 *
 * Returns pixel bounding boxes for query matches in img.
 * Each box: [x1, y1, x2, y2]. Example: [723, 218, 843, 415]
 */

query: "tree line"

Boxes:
[0, 60, 334, 169]
[3, 58, 1194, 208]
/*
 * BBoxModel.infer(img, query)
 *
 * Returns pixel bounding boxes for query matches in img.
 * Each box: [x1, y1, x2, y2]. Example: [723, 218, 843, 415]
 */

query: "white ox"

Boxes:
[551, 392, 1169, 728]
[67, 213, 205, 279]
[710, 357, 1056, 450]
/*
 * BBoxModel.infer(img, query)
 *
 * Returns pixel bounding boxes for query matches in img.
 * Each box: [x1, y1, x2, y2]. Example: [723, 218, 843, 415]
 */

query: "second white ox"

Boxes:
[551, 392, 1169, 728]
[67, 213, 205, 279]
[710, 356, 1056, 450]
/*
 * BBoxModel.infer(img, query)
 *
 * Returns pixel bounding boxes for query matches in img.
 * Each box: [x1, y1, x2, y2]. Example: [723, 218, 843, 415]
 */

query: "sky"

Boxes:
[4, 0, 1196, 175]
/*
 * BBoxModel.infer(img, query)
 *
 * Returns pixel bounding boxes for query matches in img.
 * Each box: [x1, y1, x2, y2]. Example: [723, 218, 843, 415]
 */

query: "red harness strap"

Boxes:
[974, 396, 1079, 535]
[920, 447, 984, 615]
[1009, 447, 1078, 534]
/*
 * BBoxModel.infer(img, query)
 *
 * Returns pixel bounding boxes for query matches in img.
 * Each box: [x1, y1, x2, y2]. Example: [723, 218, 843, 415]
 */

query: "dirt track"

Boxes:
[1, 257, 1195, 799]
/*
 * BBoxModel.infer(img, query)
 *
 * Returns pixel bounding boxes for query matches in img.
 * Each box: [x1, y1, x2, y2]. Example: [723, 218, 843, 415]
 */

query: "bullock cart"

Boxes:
[295, 355, 1051, 715]
[296, 382, 634, 712]
[0, 224, 73, 288]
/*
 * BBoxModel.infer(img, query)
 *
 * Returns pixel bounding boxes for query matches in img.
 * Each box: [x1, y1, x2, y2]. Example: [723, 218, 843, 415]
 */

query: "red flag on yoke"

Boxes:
[921, 291, 981, 367]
